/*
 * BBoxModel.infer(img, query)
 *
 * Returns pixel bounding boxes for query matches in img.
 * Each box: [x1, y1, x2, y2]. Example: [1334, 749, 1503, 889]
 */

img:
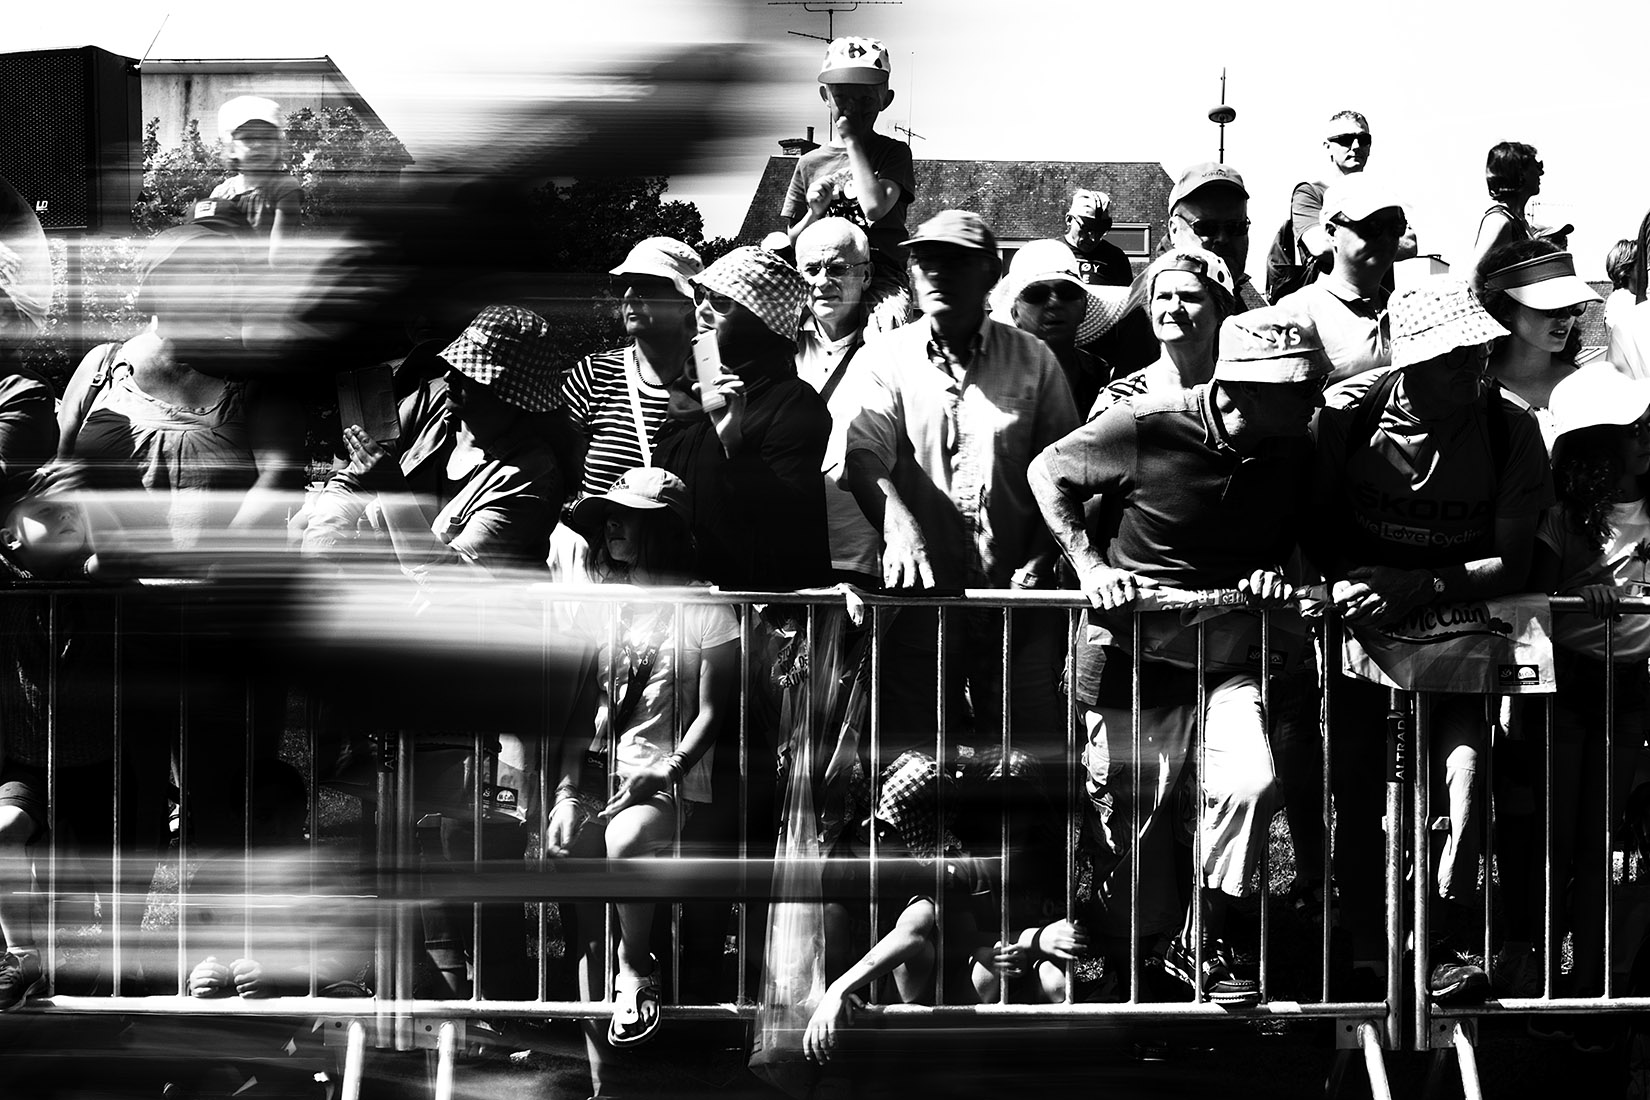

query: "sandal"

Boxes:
[608, 957, 662, 1047]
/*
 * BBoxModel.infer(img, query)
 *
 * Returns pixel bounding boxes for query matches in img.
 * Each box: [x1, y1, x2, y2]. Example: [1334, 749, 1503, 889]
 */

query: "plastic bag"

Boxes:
[749, 605, 870, 1096]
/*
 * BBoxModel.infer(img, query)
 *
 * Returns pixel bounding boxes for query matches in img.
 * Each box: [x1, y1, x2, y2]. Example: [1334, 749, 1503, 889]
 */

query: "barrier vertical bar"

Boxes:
[111, 597, 124, 996]
[341, 1018, 368, 1100]
[374, 728, 395, 1047]
[1192, 620, 1207, 1002]
[1603, 615, 1616, 999]
[1128, 612, 1142, 1003]
[176, 617, 190, 997]
[1408, 692, 1426, 1052]
[306, 693, 320, 997]
[867, 603, 882, 1001]
[1258, 609, 1271, 1003]
[1320, 617, 1334, 1006]
[45, 594, 59, 996]
[395, 725, 415, 1051]
[1065, 605, 1079, 1004]
[670, 598, 685, 1009]
[537, 595, 551, 1005]
[1480, 694, 1495, 976]
[998, 605, 1011, 1006]
[605, 602, 620, 1008]
[933, 604, 946, 1006]
[471, 597, 486, 1005]
[736, 598, 751, 1005]
[1543, 682, 1555, 1000]
[244, 672, 256, 969]
[433, 1019, 457, 1100]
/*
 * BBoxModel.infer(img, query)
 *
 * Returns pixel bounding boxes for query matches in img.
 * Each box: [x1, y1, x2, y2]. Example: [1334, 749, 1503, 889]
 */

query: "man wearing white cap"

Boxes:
[1314, 277, 1553, 1004]
[1029, 304, 1330, 1005]
[209, 95, 299, 264]
[1278, 176, 1410, 383]
[1063, 189, 1132, 288]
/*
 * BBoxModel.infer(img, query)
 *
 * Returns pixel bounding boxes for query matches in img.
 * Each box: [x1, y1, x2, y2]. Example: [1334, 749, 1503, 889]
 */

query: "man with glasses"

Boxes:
[795, 217, 881, 585]
[841, 209, 1078, 759]
[1312, 278, 1552, 1004]
[1292, 111, 1418, 289]
[1279, 176, 1409, 383]
[1063, 189, 1133, 288]
[1092, 163, 1259, 379]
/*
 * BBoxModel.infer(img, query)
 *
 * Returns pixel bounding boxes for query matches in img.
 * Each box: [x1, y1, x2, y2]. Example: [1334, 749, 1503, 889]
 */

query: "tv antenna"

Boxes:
[138, 13, 171, 67]
[893, 124, 925, 142]
[769, 1, 903, 42]
[1207, 68, 1237, 163]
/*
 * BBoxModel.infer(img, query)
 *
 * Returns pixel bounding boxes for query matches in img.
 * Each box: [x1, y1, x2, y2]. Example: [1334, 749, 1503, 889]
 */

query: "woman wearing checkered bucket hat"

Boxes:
[653, 247, 832, 590]
[305, 303, 564, 574]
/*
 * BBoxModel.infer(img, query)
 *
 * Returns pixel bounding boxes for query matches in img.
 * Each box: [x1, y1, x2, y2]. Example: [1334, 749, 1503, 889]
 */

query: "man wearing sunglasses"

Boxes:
[1278, 176, 1409, 384]
[1292, 111, 1417, 283]
[1063, 189, 1133, 288]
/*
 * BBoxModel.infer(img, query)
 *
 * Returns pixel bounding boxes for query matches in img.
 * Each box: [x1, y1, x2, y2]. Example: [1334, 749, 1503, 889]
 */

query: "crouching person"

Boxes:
[1029, 306, 1330, 1004]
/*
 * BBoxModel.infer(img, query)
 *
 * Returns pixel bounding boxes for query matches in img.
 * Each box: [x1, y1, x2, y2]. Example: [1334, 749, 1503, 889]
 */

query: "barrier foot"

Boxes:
[433, 1021, 457, 1100]
[1452, 1020, 1482, 1100]
[340, 1020, 366, 1100]
[1358, 1020, 1393, 1100]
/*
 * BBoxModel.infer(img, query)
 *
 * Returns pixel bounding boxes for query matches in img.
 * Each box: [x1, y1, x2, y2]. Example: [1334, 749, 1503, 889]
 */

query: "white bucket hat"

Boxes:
[1388, 277, 1509, 369]
[989, 239, 1130, 344]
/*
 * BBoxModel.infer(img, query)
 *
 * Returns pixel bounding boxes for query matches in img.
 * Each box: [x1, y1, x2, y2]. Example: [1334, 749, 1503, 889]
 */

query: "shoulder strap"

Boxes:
[623, 346, 653, 467]
[61, 342, 123, 455]
[1346, 368, 1404, 459]
[1483, 379, 1510, 477]
[818, 339, 864, 406]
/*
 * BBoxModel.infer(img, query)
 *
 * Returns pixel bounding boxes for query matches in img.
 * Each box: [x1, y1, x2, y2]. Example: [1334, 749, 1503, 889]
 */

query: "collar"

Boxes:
[1320, 272, 1388, 311]
[925, 311, 991, 375]
[799, 311, 864, 353]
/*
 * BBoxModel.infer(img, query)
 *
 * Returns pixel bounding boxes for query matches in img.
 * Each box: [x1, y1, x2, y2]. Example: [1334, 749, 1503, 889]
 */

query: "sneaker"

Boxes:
[0, 951, 45, 1011]
[1428, 950, 1490, 1005]
[1161, 937, 1258, 1007]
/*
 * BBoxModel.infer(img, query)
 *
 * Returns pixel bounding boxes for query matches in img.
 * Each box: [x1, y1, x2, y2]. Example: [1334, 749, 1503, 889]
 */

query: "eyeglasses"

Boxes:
[701, 291, 737, 315]
[1538, 302, 1588, 319]
[1327, 133, 1372, 148]
[800, 260, 867, 281]
[1019, 281, 1086, 306]
[1329, 215, 1408, 240]
[1174, 213, 1250, 239]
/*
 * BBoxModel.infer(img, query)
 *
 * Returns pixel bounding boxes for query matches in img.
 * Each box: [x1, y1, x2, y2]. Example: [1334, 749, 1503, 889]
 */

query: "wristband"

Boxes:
[664, 751, 689, 784]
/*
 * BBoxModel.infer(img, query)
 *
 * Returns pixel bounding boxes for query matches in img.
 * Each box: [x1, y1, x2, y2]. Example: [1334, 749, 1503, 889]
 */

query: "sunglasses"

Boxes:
[1537, 302, 1588, 319]
[1019, 281, 1086, 306]
[701, 290, 738, 314]
[1330, 215, 1408, 239]
[1327, 133, 1373, 147]
[1176, 214, 1250, 239]
[800, 260, 867, 280]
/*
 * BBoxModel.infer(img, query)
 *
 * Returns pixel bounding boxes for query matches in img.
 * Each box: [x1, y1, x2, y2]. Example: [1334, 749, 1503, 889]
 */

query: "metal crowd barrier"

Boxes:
[1416, 596, 1650, 1100]
[5, 578, 1415, 1098]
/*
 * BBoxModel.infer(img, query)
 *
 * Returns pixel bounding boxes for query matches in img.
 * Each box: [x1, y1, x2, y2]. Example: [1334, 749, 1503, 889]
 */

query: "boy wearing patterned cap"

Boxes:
[1030, 304, 1330, 1005]
[1063, 189, 1133, 288]
[783, 36, 916, 307]
[653, 247, 831, 590]
[1314, 277, 1552, 1004]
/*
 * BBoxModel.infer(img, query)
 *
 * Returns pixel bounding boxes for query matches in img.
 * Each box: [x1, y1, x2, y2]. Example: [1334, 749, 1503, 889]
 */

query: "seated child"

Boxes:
[211, 96, 301, 264]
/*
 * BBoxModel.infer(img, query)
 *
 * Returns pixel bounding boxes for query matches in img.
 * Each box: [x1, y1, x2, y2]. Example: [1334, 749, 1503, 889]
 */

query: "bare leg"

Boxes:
[0, 807, 38, 957]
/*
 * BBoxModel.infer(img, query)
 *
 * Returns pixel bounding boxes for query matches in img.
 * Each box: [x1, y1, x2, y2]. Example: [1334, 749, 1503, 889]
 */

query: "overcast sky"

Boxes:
[11, 0, 1648, 278]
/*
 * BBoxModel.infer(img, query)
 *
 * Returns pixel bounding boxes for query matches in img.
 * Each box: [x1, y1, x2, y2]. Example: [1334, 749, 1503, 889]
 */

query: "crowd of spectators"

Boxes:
[4, 30, 1650, 1097]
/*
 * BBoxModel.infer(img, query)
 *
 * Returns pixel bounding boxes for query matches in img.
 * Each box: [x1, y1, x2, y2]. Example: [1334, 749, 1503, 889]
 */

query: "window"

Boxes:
[1105, 224, 1151, 257]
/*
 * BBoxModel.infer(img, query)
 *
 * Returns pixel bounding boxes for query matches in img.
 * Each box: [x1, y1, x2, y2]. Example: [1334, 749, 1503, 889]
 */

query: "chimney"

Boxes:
[778, 126, 819, 157]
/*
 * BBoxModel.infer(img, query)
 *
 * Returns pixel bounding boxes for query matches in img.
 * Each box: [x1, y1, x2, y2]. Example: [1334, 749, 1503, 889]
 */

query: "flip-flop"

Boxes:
[608, 959, 661, 1047]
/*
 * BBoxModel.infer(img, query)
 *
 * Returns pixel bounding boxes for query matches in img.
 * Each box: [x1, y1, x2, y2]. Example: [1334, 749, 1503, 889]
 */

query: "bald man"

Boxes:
[795, 217, 881, 584]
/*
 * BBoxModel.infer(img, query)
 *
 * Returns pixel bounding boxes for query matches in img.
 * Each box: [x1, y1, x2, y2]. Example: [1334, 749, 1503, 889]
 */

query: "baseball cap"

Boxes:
[1550, 364, 1650, 442]
[818, 36, 891, 85]
[1213, 305, 1332, 383]
[610, 237, 703, 300]
[1320, 176, 1406, 227]
[901, 209, 998, 253]
[568, 466, 692, 540]
[1168, 162, 1248, 210]
[217, 96, 283, 143]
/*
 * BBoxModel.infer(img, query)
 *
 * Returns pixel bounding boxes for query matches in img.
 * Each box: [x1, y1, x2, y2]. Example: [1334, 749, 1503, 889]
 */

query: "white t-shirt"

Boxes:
[582, 595, 739, 804]
[1609, 298, 1650, 382]
[1536, 497, 1650, 658]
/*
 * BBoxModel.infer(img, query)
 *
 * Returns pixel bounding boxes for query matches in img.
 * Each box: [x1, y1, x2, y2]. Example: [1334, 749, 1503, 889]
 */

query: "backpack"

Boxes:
[1264, 182, 1328, 305]
[1345, 368, 1511, 481]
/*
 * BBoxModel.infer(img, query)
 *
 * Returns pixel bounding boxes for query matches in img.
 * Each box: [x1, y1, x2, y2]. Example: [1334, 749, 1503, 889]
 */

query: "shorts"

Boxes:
[0, 762, 49, 843]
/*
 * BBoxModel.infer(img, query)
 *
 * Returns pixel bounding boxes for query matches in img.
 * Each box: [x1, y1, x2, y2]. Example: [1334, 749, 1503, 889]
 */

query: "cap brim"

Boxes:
[1392, 316, 1510, 369]
[1505, 276, 1603, 311]
[1214, 358, 1330, 384]
[567, 490, 672, 540]
[818, 69, 887, 84]
[899, 234, 993, 251]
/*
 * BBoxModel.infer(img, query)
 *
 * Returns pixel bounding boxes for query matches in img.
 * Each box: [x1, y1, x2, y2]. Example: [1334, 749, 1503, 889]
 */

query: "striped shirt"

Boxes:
[558, 346, 673, 498]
